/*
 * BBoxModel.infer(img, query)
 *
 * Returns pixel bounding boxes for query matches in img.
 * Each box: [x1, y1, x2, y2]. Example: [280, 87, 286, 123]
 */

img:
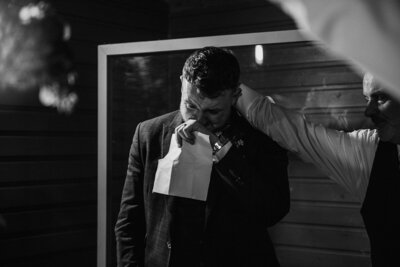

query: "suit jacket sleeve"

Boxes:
[115, 123, 146, 267]
[214, 129, 290, 227]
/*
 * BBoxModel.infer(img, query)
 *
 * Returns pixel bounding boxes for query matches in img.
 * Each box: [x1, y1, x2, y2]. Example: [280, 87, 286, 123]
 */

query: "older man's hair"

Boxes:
[363, 72, 376, 91]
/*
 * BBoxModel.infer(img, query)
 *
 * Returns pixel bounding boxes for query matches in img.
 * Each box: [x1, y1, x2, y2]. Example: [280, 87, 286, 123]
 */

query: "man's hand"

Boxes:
[175, 119, 217, 148]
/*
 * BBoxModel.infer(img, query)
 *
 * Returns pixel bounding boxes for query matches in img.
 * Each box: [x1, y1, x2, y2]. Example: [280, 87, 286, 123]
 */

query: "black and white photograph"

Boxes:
[1, 1, 399, 266]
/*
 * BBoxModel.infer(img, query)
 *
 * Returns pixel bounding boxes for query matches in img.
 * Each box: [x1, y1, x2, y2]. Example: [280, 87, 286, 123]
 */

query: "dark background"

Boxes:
[0, 0, 371, 266]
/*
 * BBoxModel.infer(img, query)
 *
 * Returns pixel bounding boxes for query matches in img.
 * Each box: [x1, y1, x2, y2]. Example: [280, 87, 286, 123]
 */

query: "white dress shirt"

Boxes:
[237, 86, 379, 203]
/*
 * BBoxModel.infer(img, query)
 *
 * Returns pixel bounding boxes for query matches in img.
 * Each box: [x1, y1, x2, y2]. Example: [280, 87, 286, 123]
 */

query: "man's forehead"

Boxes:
[363, 83, 379, 97]
[186, 89, 229, 107]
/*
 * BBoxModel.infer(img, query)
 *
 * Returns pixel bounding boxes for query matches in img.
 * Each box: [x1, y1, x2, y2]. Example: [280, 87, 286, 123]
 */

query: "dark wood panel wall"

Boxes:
[0, 1, 168, 266]
[169, 0, 295, 38]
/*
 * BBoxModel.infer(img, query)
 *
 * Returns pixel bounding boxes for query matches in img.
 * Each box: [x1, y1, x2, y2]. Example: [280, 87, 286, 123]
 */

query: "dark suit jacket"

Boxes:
[361, 141, 400, 266]
[115, 110, 289, 267]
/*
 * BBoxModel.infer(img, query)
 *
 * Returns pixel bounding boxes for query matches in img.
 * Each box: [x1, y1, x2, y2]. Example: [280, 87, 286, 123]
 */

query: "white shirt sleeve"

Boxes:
[271, 0, 400, 101]
[244, 95, 379, 203]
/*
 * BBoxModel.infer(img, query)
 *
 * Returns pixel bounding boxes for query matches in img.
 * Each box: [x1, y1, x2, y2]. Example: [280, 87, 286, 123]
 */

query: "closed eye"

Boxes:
[366, 93, 389, 105]
[207, 110, 221, 115]
[377, 94, 388, 104]
[185, 102, 197, 110]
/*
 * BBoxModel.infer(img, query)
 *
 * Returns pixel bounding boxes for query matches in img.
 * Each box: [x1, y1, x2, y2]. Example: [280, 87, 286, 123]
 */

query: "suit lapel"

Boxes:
[160, 111, 184, 221]
[204, 111, 242, 230]
[160, 111, 183, 158]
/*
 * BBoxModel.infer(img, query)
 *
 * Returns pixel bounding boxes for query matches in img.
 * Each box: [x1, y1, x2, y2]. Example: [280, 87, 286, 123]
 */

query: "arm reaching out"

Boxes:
[236, 84, 378, 203]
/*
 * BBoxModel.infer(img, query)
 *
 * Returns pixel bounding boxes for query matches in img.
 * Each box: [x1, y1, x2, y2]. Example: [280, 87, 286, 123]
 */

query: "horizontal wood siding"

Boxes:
[0, 0, 168, 266]
[169, 1, 295, 38]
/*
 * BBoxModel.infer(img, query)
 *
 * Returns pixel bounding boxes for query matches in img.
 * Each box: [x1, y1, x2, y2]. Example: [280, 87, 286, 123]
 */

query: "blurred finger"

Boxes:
[181, 124, 195, 143]
[176, 123, 195, 146]
[175, 124, 185, 147]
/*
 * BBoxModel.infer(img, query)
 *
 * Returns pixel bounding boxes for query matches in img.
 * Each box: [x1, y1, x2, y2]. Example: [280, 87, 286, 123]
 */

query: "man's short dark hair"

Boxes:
[182, 46, 240, 98]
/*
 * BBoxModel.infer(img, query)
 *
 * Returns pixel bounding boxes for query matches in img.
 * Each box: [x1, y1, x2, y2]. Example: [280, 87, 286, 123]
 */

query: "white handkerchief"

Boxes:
[153, 132, 213, 201]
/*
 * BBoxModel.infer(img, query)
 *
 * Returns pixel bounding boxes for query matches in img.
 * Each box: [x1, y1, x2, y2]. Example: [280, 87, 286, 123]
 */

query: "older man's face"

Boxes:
[179, 77, 238, 133]
[363, 74, 400, 143]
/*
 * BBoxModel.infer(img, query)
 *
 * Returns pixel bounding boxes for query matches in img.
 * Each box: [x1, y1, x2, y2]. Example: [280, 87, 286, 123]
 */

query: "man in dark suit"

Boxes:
[115, 46, 290, 267]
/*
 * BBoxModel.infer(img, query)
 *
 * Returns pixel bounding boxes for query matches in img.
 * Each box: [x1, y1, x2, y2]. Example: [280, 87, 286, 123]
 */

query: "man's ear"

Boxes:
[180, 75, 184, 92]
[231, 85, 242, 105]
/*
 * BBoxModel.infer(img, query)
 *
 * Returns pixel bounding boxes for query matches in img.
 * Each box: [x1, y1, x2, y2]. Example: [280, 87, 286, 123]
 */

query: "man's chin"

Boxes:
[211, 125, 225, 133]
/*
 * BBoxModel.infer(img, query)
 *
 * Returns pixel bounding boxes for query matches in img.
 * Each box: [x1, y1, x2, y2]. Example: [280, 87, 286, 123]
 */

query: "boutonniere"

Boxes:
[233, 138, 244, 148]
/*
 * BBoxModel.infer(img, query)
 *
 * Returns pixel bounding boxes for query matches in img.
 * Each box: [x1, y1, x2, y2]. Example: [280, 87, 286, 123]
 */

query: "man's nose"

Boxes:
[364, 100, 378, 118]
[197, 112, 210, 126]
[198, 115, 208, 126]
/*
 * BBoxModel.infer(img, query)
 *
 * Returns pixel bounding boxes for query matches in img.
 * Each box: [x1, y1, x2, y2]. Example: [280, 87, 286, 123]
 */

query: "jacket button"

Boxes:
[166, 241, 172, 249]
